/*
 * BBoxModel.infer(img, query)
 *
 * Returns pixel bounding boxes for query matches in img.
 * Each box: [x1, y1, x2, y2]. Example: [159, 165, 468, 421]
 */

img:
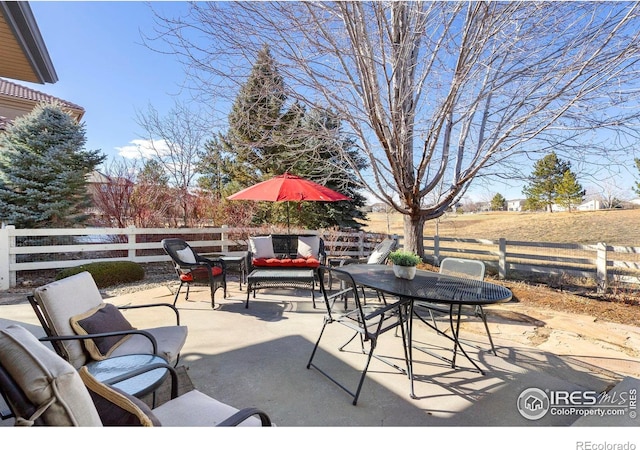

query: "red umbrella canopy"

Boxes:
[227, 172, 351, 202]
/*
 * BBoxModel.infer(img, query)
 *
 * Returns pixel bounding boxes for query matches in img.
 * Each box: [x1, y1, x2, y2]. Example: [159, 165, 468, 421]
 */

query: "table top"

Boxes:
[336, 264, 512, 306]
[85, 354, 168, 397]
[203, 251, 248, 262]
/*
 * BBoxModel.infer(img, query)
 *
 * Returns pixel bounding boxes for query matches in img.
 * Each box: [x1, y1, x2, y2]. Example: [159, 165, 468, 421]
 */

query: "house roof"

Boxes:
[0, 78, 84, 123]
[0, 1, 57, 84]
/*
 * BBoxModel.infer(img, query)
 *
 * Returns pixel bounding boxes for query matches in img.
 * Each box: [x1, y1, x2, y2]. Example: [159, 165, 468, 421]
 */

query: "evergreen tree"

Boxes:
[522, 152, 572, 212]
[490, 193, 506, 211]
[225, 44, 287, 185]
[555, 170, 584, 211]
[0, 102, 104, 228]
[211, 47, 368, 230]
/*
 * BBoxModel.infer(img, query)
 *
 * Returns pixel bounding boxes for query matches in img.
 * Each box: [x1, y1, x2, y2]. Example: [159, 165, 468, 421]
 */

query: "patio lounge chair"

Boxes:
[0, 324, 272, 426]
[28, 271, 188, 368]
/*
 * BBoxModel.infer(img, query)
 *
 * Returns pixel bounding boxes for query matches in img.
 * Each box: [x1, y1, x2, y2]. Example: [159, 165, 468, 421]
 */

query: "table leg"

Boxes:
[448, 304, 484, 375]
[408, 300, 416, 399]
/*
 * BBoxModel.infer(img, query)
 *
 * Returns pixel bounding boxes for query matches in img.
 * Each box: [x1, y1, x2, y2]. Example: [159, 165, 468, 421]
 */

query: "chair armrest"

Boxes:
[362, 297, 411, 321]
[118, 303, 181, 326]
[197, 256, 226, 271]
[217, 407, 272, 426]
[39, 329, 158, 355]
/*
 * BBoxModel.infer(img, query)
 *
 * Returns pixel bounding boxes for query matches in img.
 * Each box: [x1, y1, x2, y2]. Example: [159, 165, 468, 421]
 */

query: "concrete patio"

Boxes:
[1, 277, 639, 435]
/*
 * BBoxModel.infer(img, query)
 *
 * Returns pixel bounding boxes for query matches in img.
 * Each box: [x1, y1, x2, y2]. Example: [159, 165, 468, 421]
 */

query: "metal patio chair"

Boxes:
[414, 257, 496, 355]
[307, 266, 411, 405]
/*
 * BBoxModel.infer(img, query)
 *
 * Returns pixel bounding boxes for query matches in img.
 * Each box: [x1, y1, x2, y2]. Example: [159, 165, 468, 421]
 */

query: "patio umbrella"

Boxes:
[227, 172, 351, 234]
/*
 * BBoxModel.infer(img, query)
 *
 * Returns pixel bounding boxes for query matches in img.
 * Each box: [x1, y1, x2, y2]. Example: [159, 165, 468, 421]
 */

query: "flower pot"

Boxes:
[392, 264, 416, 280]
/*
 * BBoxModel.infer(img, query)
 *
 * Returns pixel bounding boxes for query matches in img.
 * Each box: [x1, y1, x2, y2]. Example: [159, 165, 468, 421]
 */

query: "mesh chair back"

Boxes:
[439, 257, 485, 280]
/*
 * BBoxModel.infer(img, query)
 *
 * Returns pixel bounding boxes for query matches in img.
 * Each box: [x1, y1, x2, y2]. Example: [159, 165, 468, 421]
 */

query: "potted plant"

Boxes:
[388, 250, 422, 280]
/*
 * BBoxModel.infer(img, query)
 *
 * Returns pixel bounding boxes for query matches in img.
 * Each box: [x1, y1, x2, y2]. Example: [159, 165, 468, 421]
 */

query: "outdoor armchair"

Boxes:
[28, 271, 187, 368]
[0, 324, 272, 426]
[162, 238, 227, 308]
[307, 266, 411, 405]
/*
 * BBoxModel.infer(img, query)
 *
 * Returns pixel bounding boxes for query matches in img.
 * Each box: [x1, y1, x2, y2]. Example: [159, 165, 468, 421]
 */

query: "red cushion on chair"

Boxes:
[179, 265, 223, 282]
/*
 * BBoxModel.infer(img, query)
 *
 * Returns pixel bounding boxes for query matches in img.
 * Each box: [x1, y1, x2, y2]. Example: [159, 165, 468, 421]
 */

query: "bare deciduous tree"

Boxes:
[146, 1, 640, 253]
[135, 102, 208, 227]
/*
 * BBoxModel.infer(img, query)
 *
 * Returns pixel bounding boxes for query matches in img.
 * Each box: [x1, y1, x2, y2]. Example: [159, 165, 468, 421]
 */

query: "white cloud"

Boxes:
[116, 139, 171, 159]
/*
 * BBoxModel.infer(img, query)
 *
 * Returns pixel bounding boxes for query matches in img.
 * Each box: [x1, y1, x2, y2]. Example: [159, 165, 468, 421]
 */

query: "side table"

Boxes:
[85, 353, 168, 398]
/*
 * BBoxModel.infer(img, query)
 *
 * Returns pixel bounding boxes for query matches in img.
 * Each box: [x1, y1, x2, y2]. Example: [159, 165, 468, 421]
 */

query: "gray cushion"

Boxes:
[109, 325, 188, 367]
[151, 389, 262, 427]
[0, 325, 102, 426]
[34, 271, 104, 368]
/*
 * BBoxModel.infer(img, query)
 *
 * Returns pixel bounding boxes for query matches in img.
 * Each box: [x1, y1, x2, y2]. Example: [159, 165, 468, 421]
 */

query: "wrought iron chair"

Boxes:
[307, 266, 411, 405]
[28, 271, 188, 369]
[0, 324, 272, 427]
[414, 257, 496, 355]
[162, 238, 227, 308]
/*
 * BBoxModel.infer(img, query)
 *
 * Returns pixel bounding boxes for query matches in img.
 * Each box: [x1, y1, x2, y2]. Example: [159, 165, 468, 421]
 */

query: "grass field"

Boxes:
[360, 208, 640, 246]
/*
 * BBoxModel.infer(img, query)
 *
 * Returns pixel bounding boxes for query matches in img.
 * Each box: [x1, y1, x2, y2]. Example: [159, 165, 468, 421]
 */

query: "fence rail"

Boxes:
[1, 225, 638, 293]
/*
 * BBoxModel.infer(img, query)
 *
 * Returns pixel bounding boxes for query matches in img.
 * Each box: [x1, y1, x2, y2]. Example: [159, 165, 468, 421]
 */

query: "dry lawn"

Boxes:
[360, 209, 640, 327]
[362, 208, 640, 245]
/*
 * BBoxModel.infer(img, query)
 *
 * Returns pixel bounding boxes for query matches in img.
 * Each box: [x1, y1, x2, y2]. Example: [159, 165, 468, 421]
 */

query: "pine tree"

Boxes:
[522, 152, 572, 212]
[0, 102, 104, 228]
[490, 193, 506, 211]
[208, 46, 369, 230]
[555, 170, 584, 211]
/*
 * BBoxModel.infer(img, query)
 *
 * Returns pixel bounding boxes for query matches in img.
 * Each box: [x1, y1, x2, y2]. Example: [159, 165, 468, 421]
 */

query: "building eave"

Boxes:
[0, 1, 57, 84]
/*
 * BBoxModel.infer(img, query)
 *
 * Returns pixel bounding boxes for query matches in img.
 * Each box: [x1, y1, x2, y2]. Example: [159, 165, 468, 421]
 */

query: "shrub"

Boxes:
[388, 250, 422, 267]
[56, 261, 145, 288]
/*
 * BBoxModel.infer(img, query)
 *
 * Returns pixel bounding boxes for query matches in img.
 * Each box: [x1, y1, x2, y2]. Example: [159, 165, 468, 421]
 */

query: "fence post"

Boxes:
[499, 238, 507, 279]
[358, 231, 365, 258]
[433, 235, 440, 266]
[0, 225, 11, 290]
[221, 225, 229, 252]
[127, 226, 136, 260]
[596, 242, 608, 294]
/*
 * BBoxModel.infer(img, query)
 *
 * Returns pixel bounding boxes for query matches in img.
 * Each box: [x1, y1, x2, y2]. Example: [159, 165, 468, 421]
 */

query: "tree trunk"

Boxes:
[403, 213, 427, 257]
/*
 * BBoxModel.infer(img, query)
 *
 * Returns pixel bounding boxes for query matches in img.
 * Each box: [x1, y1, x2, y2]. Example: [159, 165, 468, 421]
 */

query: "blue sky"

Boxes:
[18, 1, 640, 204]
[23, 2, 191, 161]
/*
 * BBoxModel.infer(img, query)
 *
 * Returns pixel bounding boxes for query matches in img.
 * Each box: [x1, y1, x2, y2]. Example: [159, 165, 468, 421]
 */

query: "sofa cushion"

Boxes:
[33, 271, 105, 368]
[79, 367, 160, 426]
[249, 236, 275, 259]
[297, 235, 320, 259]
[0, 325, 102, 426]
[252, 256, 320, 268]
[70, 303, 135, 361]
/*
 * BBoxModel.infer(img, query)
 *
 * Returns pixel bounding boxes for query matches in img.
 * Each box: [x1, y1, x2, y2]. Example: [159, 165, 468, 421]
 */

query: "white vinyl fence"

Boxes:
[1, 225, 638, 293]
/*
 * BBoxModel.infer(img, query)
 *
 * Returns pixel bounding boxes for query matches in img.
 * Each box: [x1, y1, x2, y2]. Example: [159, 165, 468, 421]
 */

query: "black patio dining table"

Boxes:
[336, 264, 513, 399]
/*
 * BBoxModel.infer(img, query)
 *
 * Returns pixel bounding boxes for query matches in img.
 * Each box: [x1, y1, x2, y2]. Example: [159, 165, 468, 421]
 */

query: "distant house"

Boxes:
[576, 199, 601, 211]
[507, 199, 525, 212]
[0, 78, 84, 130]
